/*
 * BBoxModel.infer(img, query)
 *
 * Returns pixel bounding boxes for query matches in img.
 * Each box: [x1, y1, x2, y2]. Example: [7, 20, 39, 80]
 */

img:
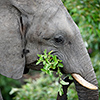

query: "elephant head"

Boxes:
[0, 0, 99, 99]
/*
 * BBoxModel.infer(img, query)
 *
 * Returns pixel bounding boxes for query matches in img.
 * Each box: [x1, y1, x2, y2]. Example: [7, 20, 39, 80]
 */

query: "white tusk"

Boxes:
[72, 73, 98, 90]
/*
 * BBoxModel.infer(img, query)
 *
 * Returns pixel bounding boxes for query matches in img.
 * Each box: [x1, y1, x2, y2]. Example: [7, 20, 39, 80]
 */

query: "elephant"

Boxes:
[0, 0, 99, 100]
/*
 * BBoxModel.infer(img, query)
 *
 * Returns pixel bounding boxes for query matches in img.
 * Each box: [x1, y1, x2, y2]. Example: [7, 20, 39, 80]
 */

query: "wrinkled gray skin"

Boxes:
[0, 0, 99, 100]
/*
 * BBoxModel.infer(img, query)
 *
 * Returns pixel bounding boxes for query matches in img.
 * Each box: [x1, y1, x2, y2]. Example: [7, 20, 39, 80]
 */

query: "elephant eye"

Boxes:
[54, 35, 64, 44]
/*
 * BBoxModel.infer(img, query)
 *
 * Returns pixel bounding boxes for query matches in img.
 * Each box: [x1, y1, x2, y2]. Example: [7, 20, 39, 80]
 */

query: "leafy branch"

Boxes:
[36, 49, 69, 96]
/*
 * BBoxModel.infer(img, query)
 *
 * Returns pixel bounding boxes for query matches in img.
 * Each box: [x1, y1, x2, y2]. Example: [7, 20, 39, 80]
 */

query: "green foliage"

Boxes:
[36, 49, 68, 96]
[36, 50, 63, 76]
[10, 73, 59, 100]
[10, 72, 78, 100]
[0, 75, 21, 100]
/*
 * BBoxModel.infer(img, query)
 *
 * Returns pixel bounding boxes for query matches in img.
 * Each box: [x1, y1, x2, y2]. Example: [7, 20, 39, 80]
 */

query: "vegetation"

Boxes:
[10, 72, 78, 100]
[10, 73, 61, 100]
[0, 0, 100, 100]
[0, 75, 21, 100]
[36, 49, 69, 96]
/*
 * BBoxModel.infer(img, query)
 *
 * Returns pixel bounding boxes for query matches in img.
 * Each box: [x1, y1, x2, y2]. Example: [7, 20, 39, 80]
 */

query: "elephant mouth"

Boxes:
[26, 60, 98, 90]
[26, 61, 43, 71]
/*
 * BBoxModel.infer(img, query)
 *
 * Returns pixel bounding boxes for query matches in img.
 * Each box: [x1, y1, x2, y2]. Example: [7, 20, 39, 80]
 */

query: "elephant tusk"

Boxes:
[72, 73, 98, 90]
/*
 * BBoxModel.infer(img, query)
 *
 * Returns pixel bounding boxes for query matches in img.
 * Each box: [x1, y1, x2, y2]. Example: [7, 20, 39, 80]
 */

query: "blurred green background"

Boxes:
[0, 0, 100, 99]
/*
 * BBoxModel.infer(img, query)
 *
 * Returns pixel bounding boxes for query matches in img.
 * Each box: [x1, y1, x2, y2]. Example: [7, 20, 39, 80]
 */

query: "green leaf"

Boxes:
[44, 49, 47, 55]
[46, 70, 52, 76]
[43, 61, 46, 65]
[44, 55, 47, 59]
[57, 63, 63, 68]
[52, 65, 56, 69]
[50, 55, 54, 58]
[45, 59, 50, 64]
[58, 85, 63, 96]
[39, 56, 43, 61]
[53, 55, 57, 61]
[53, 61, 58, 67]
[37, 54, 41, 57]
[48, 50, 53, 55]
[36, 60, 41, 65]
[60, 78, 69, 85]
[41, 69, 46, 72]
[9, 88, 19, 95]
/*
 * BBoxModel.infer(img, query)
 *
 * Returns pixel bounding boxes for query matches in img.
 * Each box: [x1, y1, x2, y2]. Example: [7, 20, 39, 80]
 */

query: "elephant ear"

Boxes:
[0, 1, 28, 79]
[10, 0, 38, 15]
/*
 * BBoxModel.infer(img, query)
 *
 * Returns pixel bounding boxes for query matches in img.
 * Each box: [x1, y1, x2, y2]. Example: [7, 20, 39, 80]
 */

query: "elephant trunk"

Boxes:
[74, 80, 99, 100]
[73, 67, 99, 100]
